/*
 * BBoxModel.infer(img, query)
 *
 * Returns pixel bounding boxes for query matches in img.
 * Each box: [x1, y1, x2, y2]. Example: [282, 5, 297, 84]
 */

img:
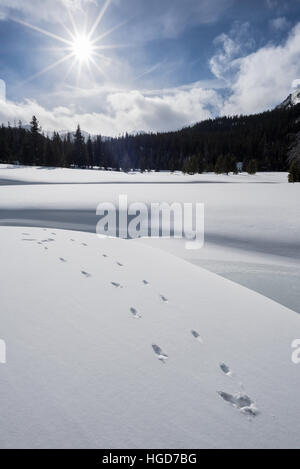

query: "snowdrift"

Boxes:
[0, 227, 299, 449]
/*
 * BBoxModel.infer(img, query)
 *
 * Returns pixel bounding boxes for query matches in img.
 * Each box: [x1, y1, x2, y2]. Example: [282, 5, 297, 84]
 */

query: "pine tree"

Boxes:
[140, 155, 147, 173]
[65, 133, 74, 167]
[30, 116, 40, 135]
[215, 154, 236, 175]
[52, 132, 64, 167]
[0, 134, 11, 162]
[74, 125, 87, 168]
[44, 139, 54, 167]
[182, 154, 204, 174]
[247, 159, 258, 175]
[87, 136, 94, 168]
[30, 116, 41, 165]
[94, 136, 102, 168]
[215, 155, 225, 174]
[288, 159, 300, 183]
[121, 153, 131, 172]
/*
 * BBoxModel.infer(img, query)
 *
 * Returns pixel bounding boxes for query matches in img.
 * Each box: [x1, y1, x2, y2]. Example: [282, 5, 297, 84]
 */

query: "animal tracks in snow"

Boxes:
[217, 363, 258, 416]
[111, 282, 123, 288]
[159, 295, 168, 303]
[191, 330, 203, 343]
[219, 362, 233, 377]
[130, 307, 141, 319]
[18, 229, 262, 421]
[218, 391, 259, 417]
[152, 344, 168, 363]
[81, 271, 92, 278]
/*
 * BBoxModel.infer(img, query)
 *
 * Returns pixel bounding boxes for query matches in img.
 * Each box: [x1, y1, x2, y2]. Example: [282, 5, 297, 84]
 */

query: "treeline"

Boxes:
[0, 104, 300, 176]
[106, 104, 300, 173]
[0, 118, 116, 169]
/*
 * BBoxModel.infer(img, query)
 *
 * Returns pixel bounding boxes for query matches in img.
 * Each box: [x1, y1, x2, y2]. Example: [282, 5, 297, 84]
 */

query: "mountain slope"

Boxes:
[277, 87, 300, 110]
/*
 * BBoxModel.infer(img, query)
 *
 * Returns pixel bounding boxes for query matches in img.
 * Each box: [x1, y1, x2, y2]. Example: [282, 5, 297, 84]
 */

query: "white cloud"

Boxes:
[292, 79, 300, 90]
[270, 17, 290, 31]
[210, 34, 240, 80]
[0, 84, 222, 136]
[221, 22, 300, 114]
[209, 22, 255, 82]
[106, 87, 222, 132]
[0, 79, 6, 101]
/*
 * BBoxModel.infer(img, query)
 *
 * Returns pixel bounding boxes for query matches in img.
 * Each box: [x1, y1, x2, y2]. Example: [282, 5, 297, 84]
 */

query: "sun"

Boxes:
[13, 0, 126, 85]
[71, 35, 94, 62]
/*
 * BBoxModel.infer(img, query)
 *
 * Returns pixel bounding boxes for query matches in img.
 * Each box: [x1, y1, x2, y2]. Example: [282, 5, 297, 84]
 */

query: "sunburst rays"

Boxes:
[11, 0, 125, 85]
[87, 0, 111, 39]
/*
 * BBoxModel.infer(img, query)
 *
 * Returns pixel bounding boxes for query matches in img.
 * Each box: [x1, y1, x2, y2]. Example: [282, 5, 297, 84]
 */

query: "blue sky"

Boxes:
[0, 0, 300, 135]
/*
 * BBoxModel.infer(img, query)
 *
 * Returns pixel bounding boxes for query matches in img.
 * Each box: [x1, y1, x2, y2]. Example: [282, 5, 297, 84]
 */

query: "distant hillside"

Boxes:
[1, 102, 300, 172]
[104, 102, 300, 172]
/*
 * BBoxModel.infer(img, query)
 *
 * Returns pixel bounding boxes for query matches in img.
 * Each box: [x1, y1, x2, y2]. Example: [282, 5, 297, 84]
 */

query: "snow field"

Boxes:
[0, 227, 299, 448]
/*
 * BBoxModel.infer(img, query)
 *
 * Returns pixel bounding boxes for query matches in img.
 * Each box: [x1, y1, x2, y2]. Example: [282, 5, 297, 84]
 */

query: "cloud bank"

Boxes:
[0, 85, 222, 136]
[222, 22, 300, 115]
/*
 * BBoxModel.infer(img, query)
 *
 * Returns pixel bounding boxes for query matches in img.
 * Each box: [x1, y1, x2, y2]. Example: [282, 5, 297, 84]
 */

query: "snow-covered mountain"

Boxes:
[277, 87, 300, 109]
